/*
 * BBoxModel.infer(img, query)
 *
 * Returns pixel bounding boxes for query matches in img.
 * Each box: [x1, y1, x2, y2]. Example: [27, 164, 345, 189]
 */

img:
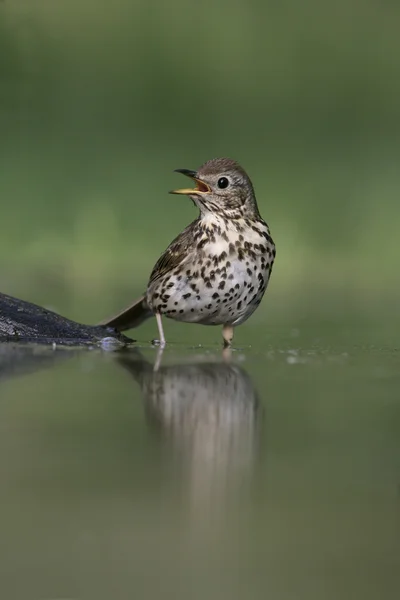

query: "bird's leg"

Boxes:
[155, 313, 166, 347]
[222, 324, 234, 348]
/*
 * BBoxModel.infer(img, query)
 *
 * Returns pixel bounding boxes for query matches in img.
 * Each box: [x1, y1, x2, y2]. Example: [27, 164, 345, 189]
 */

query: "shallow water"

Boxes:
[0, 323, 399, 600]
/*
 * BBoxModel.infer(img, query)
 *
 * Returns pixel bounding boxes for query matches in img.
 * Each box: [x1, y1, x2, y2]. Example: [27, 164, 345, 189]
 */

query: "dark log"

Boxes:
[0, 292, 133, 347]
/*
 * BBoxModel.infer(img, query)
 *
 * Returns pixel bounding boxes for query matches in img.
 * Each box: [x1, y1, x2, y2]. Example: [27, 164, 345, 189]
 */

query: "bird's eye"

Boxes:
[217, 177, 229, 189]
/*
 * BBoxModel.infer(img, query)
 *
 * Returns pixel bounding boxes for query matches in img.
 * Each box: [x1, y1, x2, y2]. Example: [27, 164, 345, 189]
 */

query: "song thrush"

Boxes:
[100, 158, 276, 347]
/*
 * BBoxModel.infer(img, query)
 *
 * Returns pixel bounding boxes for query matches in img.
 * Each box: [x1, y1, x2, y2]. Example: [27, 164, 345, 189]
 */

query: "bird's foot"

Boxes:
[222, 324, 234, 349]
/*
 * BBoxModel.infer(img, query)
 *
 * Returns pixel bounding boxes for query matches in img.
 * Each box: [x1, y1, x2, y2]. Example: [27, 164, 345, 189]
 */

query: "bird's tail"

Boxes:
[99, 294, 153, 332]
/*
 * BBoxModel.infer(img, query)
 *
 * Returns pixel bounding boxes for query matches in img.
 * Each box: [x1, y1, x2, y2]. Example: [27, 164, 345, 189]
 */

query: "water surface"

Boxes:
[0, 323, 399, 600]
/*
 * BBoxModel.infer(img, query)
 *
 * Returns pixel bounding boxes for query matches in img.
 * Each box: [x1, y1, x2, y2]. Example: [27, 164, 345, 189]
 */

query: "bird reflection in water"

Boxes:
[117, 349, 262, 530]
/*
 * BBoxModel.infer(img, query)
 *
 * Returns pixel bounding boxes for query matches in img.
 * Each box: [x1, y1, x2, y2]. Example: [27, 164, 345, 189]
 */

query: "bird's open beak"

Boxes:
[169, 168, 211, 195]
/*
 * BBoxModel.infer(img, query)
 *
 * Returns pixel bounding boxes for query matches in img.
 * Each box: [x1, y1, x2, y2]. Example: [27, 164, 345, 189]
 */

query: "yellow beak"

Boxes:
[169, 168, 211, 195]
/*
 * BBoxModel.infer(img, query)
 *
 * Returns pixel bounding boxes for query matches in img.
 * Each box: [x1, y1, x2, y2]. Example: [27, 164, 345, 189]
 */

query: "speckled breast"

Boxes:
[147, 222, 275, 327]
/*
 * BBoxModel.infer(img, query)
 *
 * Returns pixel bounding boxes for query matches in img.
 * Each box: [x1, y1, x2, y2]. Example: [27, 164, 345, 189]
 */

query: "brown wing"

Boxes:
[98, 221, 199, 332]
[148, 221, 198, 286]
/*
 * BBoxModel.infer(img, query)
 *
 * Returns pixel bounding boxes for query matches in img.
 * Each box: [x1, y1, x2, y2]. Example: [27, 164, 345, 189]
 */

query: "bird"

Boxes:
[100, 157, 276, 347]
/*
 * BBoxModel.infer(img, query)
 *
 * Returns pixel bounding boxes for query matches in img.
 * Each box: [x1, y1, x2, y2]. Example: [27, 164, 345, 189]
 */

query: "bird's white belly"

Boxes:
[154, 253, 269, 326]
[147, 217, 275, 328]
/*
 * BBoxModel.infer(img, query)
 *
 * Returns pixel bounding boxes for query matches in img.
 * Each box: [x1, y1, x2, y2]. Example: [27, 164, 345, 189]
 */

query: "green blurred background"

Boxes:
[1, 0, 399, 341]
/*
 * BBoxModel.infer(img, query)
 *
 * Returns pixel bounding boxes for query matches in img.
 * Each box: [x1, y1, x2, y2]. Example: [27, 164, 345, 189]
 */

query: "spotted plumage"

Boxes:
[100, 158, 276, 347]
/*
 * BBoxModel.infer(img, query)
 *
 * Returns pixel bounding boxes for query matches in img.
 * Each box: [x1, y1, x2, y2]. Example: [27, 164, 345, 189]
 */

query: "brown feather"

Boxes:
[99, 294, 152, 331]
[148, 222, 197, 286]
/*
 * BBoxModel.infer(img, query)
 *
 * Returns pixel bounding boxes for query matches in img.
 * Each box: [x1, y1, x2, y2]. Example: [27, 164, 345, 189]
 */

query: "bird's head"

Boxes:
[170, 157, 260, 220]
